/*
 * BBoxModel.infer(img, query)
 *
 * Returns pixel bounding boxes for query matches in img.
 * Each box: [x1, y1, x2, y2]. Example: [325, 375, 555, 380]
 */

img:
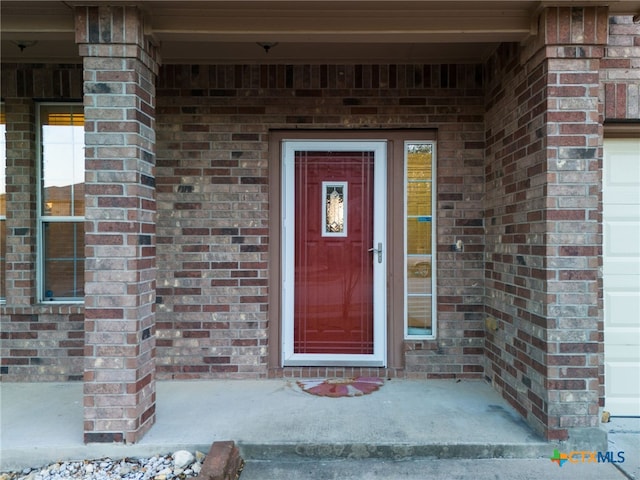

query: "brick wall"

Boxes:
[484, 7, 610, 442]
[0, 61, 486, 381]
[0, 308, 84, 380]
[155, 64, 486, 379]
[2, 13, 635, 392]
[484, 41, 545, 434]
[0, 63, 83, 99]
[3, 98, 37, 307]
[1, 65, 84, 382]
[601, 16, 640, 120]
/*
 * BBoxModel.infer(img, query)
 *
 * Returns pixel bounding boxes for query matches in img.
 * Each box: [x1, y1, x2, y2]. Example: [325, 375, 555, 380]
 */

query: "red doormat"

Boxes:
[297, 377, 384, 397]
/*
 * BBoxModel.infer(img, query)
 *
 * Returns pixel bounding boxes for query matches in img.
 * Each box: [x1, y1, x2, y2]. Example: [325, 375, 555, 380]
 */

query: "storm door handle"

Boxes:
[368, 242, 383, 263]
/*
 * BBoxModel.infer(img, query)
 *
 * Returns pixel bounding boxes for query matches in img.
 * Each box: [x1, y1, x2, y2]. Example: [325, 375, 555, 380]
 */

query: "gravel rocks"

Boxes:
[0, 450, 205, 480]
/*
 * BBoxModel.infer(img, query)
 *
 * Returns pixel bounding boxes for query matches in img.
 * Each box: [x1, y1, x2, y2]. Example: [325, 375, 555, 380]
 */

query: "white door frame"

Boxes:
[281, 140, 387, 367]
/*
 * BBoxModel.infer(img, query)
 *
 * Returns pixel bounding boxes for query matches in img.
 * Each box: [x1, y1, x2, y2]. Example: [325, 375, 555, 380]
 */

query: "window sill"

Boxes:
[40, 300, 84, 304]
[2, 303, 84, 315]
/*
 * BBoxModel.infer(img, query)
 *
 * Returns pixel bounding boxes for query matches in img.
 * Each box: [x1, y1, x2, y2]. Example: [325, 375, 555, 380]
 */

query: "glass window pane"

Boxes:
[43, 222, 85, 300]
[407, 144, 432, 181]
[1, 107, 5, 300]
[407, 256, 432, 294]
[39, 104, 85, 301]
[405, 142, 434, 338]
[323, 181, 347, 236]
[407, 217, 432, 255]
[40, 105, 84, 217]
[407, 182, 431, 216]
[0, 114, 5, 218]
[407, 296, 432, 334]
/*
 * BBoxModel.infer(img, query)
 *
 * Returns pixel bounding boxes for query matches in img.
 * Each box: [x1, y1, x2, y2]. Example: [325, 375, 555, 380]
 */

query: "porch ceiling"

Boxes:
[1, 1, 639, 65]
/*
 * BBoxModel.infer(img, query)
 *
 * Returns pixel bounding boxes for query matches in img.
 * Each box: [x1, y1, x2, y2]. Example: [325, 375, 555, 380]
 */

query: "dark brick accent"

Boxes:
[84, 432, 124, 443]
[138, 235, 152, 245]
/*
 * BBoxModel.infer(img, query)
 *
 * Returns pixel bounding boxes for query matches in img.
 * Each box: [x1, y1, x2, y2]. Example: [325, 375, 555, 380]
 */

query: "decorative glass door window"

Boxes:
[323, 181, 347, 236]
[405, 142, 435, 338]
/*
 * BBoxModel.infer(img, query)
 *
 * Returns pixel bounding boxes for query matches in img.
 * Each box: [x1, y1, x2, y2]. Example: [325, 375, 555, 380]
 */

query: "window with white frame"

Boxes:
[0, 106, 6, 302]
[38, 104, 85, 302]
[405, 142, 436, 338]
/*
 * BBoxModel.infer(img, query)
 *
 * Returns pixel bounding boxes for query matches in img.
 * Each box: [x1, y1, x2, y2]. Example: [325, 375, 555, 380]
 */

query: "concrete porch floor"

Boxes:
[1, 379, 637, 479]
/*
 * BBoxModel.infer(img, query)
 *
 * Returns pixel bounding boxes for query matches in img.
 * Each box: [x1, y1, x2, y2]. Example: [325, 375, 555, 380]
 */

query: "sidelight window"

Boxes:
[405, 142, 436, 338]
[0, 106, 5, 302]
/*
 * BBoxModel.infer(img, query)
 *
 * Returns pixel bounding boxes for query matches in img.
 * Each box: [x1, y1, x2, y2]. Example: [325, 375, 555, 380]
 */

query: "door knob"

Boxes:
[368, 242, 383, 263]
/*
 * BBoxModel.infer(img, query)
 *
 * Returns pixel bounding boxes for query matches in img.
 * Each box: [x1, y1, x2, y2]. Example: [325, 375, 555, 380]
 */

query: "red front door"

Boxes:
[294, 151, 374, 354]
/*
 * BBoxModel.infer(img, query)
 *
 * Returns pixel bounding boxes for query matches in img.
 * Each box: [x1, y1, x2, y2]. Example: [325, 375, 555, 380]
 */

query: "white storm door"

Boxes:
[282, 141, 387, 367]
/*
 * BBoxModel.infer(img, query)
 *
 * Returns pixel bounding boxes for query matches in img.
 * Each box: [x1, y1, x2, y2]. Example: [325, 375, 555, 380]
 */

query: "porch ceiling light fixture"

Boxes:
[11, 40, 38, 52]
[257, 42, 278, 54]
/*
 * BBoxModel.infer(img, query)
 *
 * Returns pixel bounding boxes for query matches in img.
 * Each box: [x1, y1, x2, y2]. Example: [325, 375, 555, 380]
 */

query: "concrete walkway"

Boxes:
[1, 379, 637, 479]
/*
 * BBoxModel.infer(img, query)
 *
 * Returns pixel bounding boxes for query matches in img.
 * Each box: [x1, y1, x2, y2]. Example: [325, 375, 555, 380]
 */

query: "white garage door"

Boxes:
[603, 138, 640, 417]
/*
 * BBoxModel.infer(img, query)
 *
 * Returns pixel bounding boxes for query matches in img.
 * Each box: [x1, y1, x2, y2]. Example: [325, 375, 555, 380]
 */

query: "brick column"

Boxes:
[526, 6, 607, 444]
[4, 98, 37, 306]
[76, 5, 159, 444]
